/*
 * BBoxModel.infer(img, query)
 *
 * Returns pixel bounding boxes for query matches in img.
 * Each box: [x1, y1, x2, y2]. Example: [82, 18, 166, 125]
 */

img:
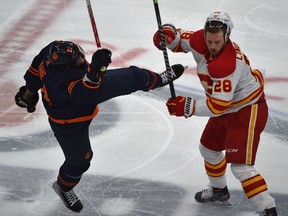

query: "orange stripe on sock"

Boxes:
[58, 175, 79, 187]
[242, 174, 268, 199]
[205, 158, 227, 177]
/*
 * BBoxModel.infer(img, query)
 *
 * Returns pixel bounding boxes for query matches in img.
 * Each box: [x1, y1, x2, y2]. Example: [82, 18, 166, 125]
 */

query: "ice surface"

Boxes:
[0, 0, 287, 215]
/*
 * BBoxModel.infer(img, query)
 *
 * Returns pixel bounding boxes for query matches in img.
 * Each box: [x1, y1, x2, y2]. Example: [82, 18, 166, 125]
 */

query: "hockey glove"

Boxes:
[86, 48, 112, 83]
[153, 23, 180, 50]
[166, 96, 195, 118]
[15, 86, 39, 113]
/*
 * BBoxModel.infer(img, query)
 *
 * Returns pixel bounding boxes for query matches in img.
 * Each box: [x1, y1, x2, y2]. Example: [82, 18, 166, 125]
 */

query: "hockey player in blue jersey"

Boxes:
[15, 40, 184, 212]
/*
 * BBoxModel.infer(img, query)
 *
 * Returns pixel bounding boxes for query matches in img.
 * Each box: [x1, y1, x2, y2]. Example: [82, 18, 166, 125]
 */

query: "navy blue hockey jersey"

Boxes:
[24, 41, 101, 124]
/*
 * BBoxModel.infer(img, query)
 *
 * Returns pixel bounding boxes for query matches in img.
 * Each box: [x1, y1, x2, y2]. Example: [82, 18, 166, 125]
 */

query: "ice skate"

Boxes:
[258, 207, 277, 216]
[52, 181, 83, 212]
[195, 186, 231, 205]
[159, 64, 186, 86]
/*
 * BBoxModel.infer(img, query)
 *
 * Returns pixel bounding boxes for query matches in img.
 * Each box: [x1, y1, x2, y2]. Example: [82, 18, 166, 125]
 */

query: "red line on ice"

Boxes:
[0, 0, 74, 127]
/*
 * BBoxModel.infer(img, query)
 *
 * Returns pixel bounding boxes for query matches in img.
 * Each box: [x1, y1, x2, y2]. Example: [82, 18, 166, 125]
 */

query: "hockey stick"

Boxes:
[85, 0, 101, 48]
[152, 0, 176, 98]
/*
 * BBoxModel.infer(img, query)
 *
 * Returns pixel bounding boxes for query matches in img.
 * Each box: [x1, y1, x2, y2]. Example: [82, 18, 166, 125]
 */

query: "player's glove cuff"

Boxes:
[166, 96, 195, 118]
[83, 74, 101, 85]
[183, 97, 194, 118]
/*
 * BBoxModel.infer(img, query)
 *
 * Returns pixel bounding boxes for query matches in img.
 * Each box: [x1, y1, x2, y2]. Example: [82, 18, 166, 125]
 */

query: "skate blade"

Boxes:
[209, 200, 233, 206]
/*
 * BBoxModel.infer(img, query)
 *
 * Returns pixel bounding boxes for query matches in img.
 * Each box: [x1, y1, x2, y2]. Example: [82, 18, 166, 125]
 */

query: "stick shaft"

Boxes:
[153, 0, 176, 98]
[86, 0, 101, 48]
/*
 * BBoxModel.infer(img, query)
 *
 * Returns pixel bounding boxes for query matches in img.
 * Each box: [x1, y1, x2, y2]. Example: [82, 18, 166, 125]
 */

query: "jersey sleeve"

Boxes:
[24, 44, 51, 93]
[64, 65, 102, 105]
[168, 29, 206, 54]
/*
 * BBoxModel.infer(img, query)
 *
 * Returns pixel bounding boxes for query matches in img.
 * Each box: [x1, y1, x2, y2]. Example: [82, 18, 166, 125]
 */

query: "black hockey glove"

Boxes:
[86, 48, 112, 83]
[15, 86, 39, 113]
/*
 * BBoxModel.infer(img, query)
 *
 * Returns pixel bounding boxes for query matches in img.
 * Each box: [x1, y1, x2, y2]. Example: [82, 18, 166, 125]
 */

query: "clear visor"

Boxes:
[76, 44, 85, 59]
[72, 44, 86, 67]
[205, 21, 226, 31]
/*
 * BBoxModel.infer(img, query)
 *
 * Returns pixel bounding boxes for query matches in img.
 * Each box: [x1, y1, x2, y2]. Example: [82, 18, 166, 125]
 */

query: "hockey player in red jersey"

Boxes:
[153, 12, 277, 216]
[15, 40, 185, 213]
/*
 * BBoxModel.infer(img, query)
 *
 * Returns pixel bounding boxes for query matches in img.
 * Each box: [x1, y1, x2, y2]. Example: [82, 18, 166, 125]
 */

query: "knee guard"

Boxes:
[230, 163, 258, 181]
[58, 151, 93, 191]
[199, 143, 225, 164]
[72, 150, 94, 175]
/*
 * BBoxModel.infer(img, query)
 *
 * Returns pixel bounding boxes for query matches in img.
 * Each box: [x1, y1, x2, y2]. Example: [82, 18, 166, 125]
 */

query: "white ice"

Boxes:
[0, 0, 287, 216]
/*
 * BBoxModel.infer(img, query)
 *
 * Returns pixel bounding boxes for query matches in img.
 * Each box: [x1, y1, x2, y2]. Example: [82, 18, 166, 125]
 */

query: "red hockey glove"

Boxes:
[15, 86, 39, 113]
[153, 23, 178, 50]
[166, 96, 195, 118]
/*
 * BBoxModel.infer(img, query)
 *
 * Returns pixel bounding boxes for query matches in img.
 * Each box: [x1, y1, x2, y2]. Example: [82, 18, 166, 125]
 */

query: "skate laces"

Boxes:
[160, 68, 176, 85]
[64, 190, 79, 206]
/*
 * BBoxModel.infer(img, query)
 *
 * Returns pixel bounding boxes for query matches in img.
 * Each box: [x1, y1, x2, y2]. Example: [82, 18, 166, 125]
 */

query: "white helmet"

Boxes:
[205, 12, 234, 40]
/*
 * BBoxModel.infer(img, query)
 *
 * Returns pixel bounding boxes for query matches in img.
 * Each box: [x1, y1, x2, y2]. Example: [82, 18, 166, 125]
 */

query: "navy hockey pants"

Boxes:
[49, 66, 162, 191]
